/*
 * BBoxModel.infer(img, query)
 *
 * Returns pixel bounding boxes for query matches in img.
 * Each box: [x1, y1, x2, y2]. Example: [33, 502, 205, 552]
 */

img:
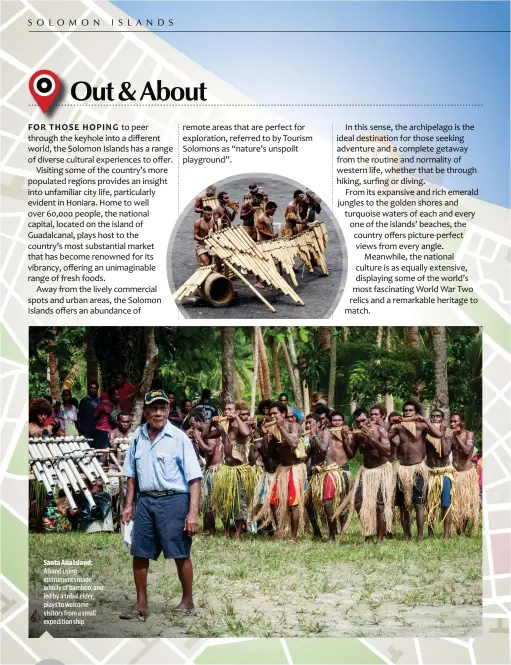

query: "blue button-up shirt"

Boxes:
[122, 421, 203, 492]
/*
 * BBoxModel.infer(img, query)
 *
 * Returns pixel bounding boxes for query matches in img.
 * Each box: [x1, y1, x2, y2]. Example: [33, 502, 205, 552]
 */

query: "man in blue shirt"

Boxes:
[120, 390, 203, 620]
[279, 393, 304, 424]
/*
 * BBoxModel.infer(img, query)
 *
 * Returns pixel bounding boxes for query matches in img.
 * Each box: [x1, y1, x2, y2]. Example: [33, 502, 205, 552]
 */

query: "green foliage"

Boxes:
[29, 326, 482, 435]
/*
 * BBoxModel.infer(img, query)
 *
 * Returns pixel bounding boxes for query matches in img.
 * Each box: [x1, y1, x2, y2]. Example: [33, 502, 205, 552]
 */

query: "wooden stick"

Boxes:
[223, 260, 276, 313]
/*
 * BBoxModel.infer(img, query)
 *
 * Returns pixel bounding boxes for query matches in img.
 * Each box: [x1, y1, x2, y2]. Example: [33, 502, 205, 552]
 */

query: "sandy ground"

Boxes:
[167, 175, 348, 319]
[29, 531, 481, 639]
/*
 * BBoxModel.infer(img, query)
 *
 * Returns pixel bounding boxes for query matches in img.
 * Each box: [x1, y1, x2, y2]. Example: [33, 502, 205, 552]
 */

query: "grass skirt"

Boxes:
[426, 465, 455, 528]
[201, 463, 222, 515]
[251, 470, 275, 529]
[272, 463, 307, 538]
[453, 466, 480, 533]
[396, 461, 429, 510]
[309, 463, 351, 521]
[340, 462, 394, 536]
[211, 464, 257, 523]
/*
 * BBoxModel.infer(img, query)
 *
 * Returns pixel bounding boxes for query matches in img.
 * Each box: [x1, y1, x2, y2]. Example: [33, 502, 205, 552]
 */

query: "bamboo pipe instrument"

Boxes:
[29, 445, 55, 493]
[46, 446, 78, 510]
[223, 260, 277, 313]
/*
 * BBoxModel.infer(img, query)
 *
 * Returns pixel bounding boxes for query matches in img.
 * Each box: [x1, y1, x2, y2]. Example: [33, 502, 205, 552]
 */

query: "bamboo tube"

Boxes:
[90, 456, 109, 485]
[223, 260, 277, 313]
[30, 461, 44, 485]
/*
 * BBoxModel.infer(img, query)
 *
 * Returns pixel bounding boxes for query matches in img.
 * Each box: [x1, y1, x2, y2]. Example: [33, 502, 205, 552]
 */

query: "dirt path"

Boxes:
[29, 532, 481, 639]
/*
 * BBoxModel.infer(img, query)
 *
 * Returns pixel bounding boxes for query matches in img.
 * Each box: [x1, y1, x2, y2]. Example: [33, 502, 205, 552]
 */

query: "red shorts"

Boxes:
[270, 469, 299, 506]
[322, 472, 336, 500]
[306, 472, 336, 502]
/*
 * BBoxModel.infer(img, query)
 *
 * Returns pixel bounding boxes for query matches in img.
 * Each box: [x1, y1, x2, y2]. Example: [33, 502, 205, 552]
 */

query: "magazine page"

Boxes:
[1, 1, 510, 665]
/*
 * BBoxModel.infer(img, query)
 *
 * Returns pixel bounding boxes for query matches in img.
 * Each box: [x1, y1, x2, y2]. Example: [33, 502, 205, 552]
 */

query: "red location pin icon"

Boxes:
[29, 70, 60, 113]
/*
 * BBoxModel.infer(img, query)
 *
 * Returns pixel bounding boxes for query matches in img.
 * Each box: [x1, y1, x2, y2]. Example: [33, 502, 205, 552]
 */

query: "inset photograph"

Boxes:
[168, 174, 347, 318]
[28, 326, 481, 639]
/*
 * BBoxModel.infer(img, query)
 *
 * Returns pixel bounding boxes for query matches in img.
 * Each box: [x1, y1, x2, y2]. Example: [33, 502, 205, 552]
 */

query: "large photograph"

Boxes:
[28, 326, 482, 638]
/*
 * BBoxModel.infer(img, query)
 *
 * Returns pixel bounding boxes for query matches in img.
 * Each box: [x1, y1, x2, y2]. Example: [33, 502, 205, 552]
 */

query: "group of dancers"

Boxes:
[185, 397, 481, 543]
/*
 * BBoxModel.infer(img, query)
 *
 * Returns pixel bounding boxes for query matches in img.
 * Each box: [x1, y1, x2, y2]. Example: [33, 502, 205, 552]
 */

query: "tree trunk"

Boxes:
[234, 371, 242, 402]
[131, 327, 159, 429]
[220, 327, 235, 403]
[319, 327, 331, 350]
[408, 326, 419, 349]
[343, 327, 349, 342]
[328, 328, 337, 407]
[384, 326, 393, 413]
[250, 330, 259, 417]
[47, 327, 60, 399]
[385, 394, 395, 414]
[376, 326, 383, 348]
[431, 326, 450, 421]
[287, 333, 304, 413]
[85, 328, 99, 386]
[280, 339, 300, 406]
[302, 380, 310, 415]
[256, 327, 272, 399]
[62, 362, 82, 392]
[271, 340, 282, 394]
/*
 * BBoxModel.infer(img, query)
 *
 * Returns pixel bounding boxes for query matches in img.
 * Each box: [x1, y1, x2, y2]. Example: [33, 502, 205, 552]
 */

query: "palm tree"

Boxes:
[47, 327, 60, 399]
[271, 340, 282, 394]
[287, 332, 304, 413]
[431, 326, 450, 420]
[131, 327, 159, 428]
[281, 339, 300, 407]
[256, 327, 272, 399]
[408, 326, 419, 349]
[221, 327, 235, 402]
[328, 328, 337, 407]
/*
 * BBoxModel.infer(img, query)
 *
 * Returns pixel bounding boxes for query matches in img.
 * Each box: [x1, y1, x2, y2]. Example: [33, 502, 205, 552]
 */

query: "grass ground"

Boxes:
[29, 517, 481, 639]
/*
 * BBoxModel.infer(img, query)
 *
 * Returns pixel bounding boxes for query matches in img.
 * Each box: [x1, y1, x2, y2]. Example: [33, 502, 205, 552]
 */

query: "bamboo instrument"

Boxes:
[330, 426, 346, 438]
[175, 221, 321, 308]
[28, 436, 109, 507]
[262, 419, 283, 442]
[217, 416, 230, 433]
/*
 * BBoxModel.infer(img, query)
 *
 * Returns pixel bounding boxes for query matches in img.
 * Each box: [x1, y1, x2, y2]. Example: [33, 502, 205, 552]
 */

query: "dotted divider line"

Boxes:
[28, 103, 484, 107]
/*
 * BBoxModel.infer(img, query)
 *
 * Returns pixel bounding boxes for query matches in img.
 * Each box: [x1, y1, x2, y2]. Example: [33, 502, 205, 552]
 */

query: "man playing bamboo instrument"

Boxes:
[193, 206, 216, 266]
[304, 413, 326, 539]
[450, 412, 479, 535]
[121, 390, 202, 620]
[210, 402, 254, 540]
[240, 195, 257, 240]
[256, 201, 278, 242]
[370, 403, 387, 428]
[283, 190, 305, 237]
[307, 413, 352, 541]
[194, 184, 216, 214]
[388, 399, 443, 541]
[340, 409, 392, 544]
[266, 401, 305, 543]
[188, 411, 223, 536]
[240, 187, 265, 241]
[425, 409, 454, 539]
[298, 189, 322, 229]
[254, 201, 279, 287]
[213, 191, 238, 229]
[250, 411, 280, 534]
[313, 403, 331, 431]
